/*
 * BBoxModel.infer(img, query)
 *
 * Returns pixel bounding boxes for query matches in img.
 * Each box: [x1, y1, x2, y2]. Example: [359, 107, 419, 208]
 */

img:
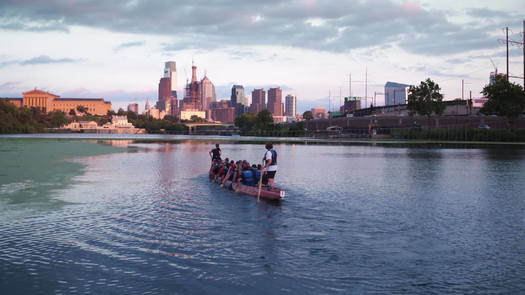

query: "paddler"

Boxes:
[262, 143, 278, 188]
[209, 144, 222, 162]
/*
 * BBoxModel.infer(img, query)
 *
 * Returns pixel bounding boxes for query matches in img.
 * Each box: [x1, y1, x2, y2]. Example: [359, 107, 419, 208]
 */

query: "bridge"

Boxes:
[185, 122, 237, 135]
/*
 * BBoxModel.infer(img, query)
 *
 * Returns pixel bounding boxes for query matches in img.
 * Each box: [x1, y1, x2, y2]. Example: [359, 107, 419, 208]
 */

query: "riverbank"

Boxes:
[2, 133, 525, 146]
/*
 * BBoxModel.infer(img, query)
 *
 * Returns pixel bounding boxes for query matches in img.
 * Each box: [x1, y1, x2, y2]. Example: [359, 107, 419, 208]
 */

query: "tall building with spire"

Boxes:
[182, 61, 202, 111]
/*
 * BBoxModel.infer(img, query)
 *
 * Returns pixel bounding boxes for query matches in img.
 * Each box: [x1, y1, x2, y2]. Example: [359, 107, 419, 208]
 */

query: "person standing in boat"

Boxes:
[262, 143, 278, 188]
[209, 144, 222, 162]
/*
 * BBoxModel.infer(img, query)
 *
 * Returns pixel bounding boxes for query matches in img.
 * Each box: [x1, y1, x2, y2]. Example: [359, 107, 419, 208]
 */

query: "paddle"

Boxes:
[220, 166, 231, 187]
[257, 168, 265, 201]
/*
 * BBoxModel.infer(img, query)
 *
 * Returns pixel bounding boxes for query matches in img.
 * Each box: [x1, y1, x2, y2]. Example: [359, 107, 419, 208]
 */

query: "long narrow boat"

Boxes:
[209, 171, 285, 201]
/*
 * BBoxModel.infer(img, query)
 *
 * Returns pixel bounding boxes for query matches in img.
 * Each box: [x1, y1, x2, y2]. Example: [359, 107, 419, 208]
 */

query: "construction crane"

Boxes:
[489, 58, 498, 75]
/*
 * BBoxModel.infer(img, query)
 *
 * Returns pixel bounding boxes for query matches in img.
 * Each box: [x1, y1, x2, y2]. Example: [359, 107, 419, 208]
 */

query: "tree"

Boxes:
[190, 115, 205, 122]
[407, 78, 445, 119]
[76, 105, 88, 114]
[481, 75, 525, 122]
[235, 113, 257, 132]
[302, 110, 313, 120]
[117, 108, 126, 116]
[256, 109, 273, 129]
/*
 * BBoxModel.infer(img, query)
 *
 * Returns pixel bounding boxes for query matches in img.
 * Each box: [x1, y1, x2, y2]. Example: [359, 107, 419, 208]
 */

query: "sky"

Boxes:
[1, 0, 524, 113]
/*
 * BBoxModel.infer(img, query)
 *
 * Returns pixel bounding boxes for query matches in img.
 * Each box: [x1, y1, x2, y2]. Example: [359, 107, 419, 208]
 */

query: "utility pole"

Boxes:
[328, 89, 331, 119]
[461, 79, 465, 100]
[499, 22, 524, 83]
[506, 27, 509, 82]
[339, 87, 342, 112]
[365, 67, 368, 109]
[349, 74, 352, 98]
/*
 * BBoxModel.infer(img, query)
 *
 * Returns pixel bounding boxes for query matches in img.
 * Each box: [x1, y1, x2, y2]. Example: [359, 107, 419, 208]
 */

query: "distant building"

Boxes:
[212, 100, 235, 123]
[490, 72, 506, 85]
[340, 96, 362, 113]
[385, 82, 410, 106]
[231, 85, 247, 117]
[267, 87, 283, 116]
[110, 115, 134, 128]
[180, 110, 206, 121]
[127, 103, 139, 114]
[311, 107, 327, 119]
[250, 88, 266, 114]
[231, 85, 246, 106]
[200, 75, 216, 111]
[164, 61, 177, 97]
[3, 89, 111, 115]
[272, 116, 286, 123]
[158, 77, 172, 110]
[145, 106, 166, 119]
[182, 62, 203, 112]
[285, 94, 297, 116]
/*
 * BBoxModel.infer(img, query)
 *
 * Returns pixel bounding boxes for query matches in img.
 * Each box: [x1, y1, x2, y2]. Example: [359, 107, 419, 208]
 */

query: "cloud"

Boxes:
[0, 0, 513, 56]
[467, 8, 511, 18]
[20, 55, 82, 65]
[0, 55, 83, 68]
[113, 41, 145, 52]
[0, 81, 23, 96]
[0, 20, 69, 32]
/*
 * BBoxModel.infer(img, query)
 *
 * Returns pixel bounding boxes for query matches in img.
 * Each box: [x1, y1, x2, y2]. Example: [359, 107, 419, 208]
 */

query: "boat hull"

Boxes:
[209, 171, 284, 201]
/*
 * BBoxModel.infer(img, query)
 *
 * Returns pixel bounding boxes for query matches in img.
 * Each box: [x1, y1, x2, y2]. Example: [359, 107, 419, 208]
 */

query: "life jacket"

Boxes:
[263, 149, 277, 166]
[211, 148, 221, 159]
[241, 170, 256, 186]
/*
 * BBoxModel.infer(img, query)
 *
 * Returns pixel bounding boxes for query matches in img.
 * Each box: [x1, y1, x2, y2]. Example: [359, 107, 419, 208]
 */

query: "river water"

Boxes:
[1, 136, 525, 294]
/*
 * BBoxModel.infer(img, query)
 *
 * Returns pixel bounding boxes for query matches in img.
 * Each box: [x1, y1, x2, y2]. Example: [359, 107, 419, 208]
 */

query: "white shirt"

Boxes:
[264, 150, 278, 172]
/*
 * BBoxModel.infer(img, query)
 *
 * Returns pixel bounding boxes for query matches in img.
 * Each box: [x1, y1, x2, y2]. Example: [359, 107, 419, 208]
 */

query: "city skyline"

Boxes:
[0, 0, 524, 113]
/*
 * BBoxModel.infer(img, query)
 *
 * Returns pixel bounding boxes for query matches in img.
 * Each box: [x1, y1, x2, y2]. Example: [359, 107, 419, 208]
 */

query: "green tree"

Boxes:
[117, 108, 126, 116]
[190, 115, 205, 122]
[481, 75, 525, 123]
[43, 111, 70, 128]
[407, 78, 445, 120]
[76, 105, 89, 114]
[235, 112, 257, 132]
[256, 109, 273, 129]
[302, 110, 313, 120]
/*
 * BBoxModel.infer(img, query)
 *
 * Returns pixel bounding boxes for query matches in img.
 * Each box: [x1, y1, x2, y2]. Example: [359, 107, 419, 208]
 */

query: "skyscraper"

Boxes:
[158, 77, 171, 111]
[200, 75, 216, 111]
[384, 82, 410, 106]
[285, 94, 297, 116]
[163, 61, 177, 98]
[250, 88, 266, 113]
[231, 85, 245, 106]
[182, 62, 202, 110]
[127, 103, 139, 114]
[267, 87, 283, 116]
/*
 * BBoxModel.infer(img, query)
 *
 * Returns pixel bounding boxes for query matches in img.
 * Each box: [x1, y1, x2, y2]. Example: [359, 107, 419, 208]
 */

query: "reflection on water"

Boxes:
[1, 139, 525, 294]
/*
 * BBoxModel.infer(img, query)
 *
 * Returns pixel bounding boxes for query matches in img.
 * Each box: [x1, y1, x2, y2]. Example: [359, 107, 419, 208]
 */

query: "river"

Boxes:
[1, 135, 525, 294]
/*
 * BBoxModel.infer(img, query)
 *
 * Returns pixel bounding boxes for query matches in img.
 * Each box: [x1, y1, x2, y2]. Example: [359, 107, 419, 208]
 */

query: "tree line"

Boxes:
[0, 100, 70, 133]
[234, 109, 305, 136]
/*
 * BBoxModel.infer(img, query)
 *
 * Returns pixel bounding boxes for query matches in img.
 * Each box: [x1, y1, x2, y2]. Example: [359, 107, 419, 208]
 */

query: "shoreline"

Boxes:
[1, 133, 525, 147]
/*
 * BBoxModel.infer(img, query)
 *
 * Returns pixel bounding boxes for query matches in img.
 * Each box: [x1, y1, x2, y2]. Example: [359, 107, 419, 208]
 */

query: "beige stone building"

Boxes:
[4, 89, 111, 115]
